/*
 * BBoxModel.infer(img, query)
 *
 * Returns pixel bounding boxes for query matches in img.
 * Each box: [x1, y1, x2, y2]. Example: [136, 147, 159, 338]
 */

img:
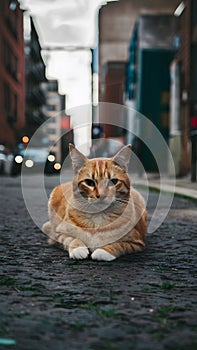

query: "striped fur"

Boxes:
[42, 144, 147, 261]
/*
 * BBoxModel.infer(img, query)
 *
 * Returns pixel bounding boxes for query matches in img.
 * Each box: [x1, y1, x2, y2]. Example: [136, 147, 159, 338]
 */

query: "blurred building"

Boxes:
[99, 0, 180, 83]
[125, 14, 180, 173]
[0, 0, 25, 150]
[175, 0, 192, 177]
[101, 61, 126, 143]
[99, 0, 197, 178]
[25, 17, 47, 138]
[183, 0, 197, 181]
[99, 0, 181, 153]
[42, 80, 73, 164]
[42, 80, 65, 162]
[190, 0, 197, 181]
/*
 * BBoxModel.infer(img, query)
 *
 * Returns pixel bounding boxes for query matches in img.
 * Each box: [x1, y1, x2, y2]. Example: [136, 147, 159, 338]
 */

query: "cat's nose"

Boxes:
[97, 192, 106, 200]
[97, 185, 107, 199]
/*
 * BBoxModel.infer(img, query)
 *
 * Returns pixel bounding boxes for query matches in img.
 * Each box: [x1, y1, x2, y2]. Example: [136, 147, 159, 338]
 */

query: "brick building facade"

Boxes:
[0, 0, 25, 150]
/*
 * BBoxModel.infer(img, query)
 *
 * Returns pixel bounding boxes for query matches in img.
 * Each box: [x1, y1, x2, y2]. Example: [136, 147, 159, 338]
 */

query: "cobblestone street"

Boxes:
[0, 174, 196, 350]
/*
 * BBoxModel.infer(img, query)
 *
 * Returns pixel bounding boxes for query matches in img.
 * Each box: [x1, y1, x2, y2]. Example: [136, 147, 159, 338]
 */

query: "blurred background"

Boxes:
[0, 0, 196, 180]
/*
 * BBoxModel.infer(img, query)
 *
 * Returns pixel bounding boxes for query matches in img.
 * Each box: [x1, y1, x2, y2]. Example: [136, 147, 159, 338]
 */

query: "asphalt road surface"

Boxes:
[0, 174, 196, 350]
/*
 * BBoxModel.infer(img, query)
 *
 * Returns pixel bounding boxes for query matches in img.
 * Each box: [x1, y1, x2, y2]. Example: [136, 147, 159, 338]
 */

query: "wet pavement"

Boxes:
[0, 174, 196, 350]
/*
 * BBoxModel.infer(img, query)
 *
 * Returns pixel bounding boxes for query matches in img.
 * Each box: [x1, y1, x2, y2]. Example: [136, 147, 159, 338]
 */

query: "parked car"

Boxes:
[10, 147, 61, 176]
[0, 145, 13, 175]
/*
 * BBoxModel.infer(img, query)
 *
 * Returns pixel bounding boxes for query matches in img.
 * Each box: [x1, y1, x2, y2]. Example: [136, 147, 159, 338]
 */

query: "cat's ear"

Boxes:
[69, 144, 87, 173]
[112, 144, 132, 171]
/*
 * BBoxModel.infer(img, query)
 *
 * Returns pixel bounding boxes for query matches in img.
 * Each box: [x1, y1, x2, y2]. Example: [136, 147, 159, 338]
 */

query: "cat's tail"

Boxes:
[42, 221, 51, 235]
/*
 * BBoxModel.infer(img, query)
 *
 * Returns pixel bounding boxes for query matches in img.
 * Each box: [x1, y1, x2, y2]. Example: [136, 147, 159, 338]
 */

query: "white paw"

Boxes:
[91, 249, 116, 261]
[69, 246, 89, 260]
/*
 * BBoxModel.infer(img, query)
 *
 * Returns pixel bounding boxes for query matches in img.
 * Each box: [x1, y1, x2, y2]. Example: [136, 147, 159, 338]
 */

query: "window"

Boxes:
[4, 83, 17, 123]
[3, 40, 18, 81]
[50, 117, 56, 123]
[48, 129, 56, 135]
[48, 95, 59, 103]
[47, 82, 58, 91]
[5, 1, 18, 39]
[46, 105, 56, 111]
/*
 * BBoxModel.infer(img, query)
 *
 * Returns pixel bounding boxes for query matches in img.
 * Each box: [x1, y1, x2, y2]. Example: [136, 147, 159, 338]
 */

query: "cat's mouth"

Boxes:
[88, 196, 114, 210]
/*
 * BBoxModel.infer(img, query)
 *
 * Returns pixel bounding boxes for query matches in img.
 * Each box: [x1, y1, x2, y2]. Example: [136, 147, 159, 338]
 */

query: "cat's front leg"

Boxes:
[56, 234, 89, 259]
[68, 238, 89, 260]
[91, 248, 116, 261]
[91, 241, 145, 261]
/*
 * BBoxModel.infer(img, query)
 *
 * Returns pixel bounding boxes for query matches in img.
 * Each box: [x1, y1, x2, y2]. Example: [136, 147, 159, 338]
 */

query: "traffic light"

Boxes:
[92, 124, 104, 139]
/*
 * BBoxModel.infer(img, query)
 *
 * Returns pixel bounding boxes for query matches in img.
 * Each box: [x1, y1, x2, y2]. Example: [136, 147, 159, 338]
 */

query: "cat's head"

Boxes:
[69, 144, 131, 211]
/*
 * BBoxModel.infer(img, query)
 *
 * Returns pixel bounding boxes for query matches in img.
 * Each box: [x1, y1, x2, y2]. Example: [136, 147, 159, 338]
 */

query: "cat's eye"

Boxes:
[85, 179, 95, 187]
[109, 178, 118, 186]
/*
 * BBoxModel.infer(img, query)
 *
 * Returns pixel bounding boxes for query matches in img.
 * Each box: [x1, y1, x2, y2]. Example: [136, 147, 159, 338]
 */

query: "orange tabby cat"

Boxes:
[42, 144, 147, 261]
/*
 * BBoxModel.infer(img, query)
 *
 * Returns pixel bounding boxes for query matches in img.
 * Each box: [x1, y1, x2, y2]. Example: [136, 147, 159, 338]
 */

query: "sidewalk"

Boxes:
[134, 174, 197, 201]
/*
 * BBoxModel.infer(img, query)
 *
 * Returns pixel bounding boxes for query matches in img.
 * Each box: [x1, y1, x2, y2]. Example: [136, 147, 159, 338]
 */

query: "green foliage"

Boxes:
[80, 301, 118, 319]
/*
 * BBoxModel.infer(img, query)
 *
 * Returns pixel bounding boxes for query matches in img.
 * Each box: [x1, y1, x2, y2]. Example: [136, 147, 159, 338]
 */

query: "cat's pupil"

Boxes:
[110, 178, 118, 185]
[85, 179, 95, 187]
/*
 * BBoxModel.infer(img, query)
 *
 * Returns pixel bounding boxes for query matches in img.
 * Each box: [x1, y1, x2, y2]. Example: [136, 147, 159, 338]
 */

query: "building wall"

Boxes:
[190, 0, 197, 180]
[99, 0, 181, 107]
[42, 81, 65, 162]
[99, 0, 193, 176]
[178, 0, 192, 175]
[25, 18, 47, 138]
[0, 0, 25, 150]
[99, 0, 180, 70]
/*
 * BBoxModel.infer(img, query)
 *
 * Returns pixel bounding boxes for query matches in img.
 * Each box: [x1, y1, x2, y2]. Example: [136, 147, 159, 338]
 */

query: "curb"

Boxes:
[136, 180, 197, 201]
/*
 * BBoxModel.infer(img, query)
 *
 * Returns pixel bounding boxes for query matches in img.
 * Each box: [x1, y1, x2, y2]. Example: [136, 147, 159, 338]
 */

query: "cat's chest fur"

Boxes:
[52, 184, 141, 250]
